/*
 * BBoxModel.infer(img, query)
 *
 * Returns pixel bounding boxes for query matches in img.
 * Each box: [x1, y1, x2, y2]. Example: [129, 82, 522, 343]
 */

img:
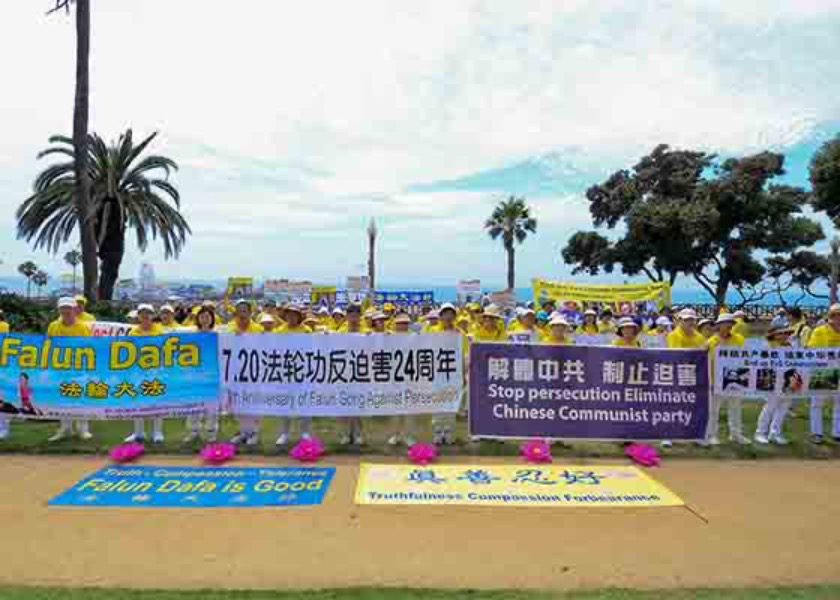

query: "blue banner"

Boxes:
[469, 343, 709, 441]
[374, 291, 434, 306]
[49, 465, 335, 507]
[0, 333, 218, 419]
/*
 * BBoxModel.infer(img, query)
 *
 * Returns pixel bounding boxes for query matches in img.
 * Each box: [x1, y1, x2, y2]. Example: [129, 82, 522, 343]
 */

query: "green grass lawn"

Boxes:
[2, 586, 840, 600]
[1, 403, 839, 459]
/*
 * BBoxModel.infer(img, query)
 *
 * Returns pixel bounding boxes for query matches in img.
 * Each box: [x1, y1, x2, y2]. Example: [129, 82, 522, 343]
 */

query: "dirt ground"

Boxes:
[1, 455, 839, 591]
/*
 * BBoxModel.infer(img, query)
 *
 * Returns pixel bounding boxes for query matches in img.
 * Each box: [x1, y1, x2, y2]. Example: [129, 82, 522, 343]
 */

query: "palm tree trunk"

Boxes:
[72, 265, 77, 292]
[26, 278, 31, 299]
[98, 248, 123, 300]
[506, 243, 515, 290]
[73, 0, 99, 303]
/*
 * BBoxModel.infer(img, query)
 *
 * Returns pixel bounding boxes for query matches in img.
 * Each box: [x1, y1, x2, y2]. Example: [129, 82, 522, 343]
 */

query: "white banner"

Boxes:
[572, 334, 667, 348]
[714, 346, 840, 398]
[218, 333, 464, 416]
[456, 279, 481, 305]
[90, 321, 134, 337]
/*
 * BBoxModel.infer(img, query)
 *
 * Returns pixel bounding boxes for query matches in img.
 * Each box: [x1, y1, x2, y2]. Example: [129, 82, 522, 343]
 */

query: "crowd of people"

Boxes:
[0, 294, 838, 451]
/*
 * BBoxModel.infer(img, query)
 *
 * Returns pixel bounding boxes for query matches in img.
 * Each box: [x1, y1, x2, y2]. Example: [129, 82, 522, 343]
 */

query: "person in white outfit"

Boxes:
[755, 319, 795, 445]
[704, 313, 750, 446]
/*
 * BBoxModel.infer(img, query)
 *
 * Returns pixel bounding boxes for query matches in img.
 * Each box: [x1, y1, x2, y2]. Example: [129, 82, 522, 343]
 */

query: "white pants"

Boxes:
[58, 418, 89, 435]
[133, 418, 163, 438]
[706, 395, 744, 440]
[809, 396, 840, 438]
[0, 414, 9, 438]
[390, 415, 419, 444]
[277, 417, 312, 438]
[187, 412, 219, 436]
[756, 396, 792, 438]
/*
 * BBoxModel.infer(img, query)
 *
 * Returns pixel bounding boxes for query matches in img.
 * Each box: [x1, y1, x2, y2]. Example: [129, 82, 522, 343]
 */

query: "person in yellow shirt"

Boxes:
[330, 307, 346, 331]
[432, 303, 462, 445]
[227, 300, 265, 447]
[273, 305, 313, 447]
[705, 313, 749, 446]
[74, 295, 96, 323]
[732, 310, 750, 337]
[259, 314, 279, 332]
[124, 304, 167, 443]
[0, 309, 9, 334]
[507, 308, 539, 343]
[698, 319, 714, 339]
[806, 304, 840, 444]
[183, 306, 219, 444]
[159, 304, 178, 332]
[611, 317, 642, 348]
[577, 309, 600, 335]
[661, 308, 706, 448]
[598, 309, 617, 334]
[754, 318, 795, 445]
[47, 297, 93, 442]
[541, 315, 574, 345]
[370, 312, 389, 333]
[470, 305, 506, 342]
[421, 309, 440, 333]
[387, 313, 418, 447]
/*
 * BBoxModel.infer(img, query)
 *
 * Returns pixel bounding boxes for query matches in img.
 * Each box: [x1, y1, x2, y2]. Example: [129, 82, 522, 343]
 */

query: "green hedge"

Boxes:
[0, 294, 129, 333]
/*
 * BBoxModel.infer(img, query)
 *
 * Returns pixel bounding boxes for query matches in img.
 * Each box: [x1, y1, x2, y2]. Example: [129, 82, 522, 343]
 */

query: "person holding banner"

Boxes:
[74, 295, 95, 323]
[228, 299, 265, 447]
[259, 314, 279, 332]
[705, 313, 749, 446]
[275, 306, 313, 447]
[330, 307, 345, 332]
[541, 315, 574, 345]
[371, 312, 388, 334]
[159, 305, 178, 331]
[577, 310, 599, 335]
[340, 303, 365, 446]
[612, 318, 642, 348]
[388, 313, 418, 447]
[125, 304, 167, 444]
[662, 308, 707, 448]
[432, 303, 462, 445]
[470, 305, 506, 342]
[755, 319, 795, 445]
[422, 310, 440, 333]
[805, 304, 840, 444]
[598, 309, 617, 334]
[507, 308, 540, 343]
[184, 306, 219, 443]
[47, 297, 93, 442]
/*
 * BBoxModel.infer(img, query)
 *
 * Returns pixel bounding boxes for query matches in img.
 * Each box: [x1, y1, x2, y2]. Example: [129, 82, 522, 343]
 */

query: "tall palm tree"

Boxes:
[485, 196, 537, 290]
[48, 0, 98, 302]
[17, 129, 190, 300]
[18, 261, 39, 299]
[64, 249, 82, 292]
[33, 270, 49, 298]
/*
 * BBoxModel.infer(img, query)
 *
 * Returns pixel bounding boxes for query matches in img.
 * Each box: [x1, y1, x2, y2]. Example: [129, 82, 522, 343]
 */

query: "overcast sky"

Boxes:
[1, 1, 839, 287]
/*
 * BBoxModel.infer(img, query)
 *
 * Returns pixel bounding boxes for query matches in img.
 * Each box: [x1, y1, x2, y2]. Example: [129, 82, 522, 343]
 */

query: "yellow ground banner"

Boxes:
[355, 464, 683, 508]
[532, 279, 671, 307]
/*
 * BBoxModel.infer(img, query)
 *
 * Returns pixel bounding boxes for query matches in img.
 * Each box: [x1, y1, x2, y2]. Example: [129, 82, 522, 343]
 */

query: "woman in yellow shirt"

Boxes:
[228, 300, 265, 447]
[470, 305, 506, 342]
[577, 309, 599, 335]
[612, 317, 642, 348]
[47, 297, 93, 442]
[125, 304, 166, 444]
[705, 313, 748, 446]
[274, 306, 313, 447]
[184, 307, 219, 443]
[755, 319, 795, 445]
[542, 315, 575, 345]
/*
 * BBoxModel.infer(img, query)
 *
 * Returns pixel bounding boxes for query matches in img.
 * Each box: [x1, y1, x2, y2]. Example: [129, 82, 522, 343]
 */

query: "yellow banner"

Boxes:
[532, 279, 671, 308]
[355, 464, 683, 507]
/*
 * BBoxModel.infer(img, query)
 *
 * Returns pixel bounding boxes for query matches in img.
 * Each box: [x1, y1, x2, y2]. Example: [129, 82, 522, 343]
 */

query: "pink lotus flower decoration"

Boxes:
[520, 439, 552, 463]
[407, 442, 438, 465]
[289, 436, 325, 462]
[109, 442, 144, 463]
[624, 442, 660, 468]
[200, 442, 236, 465]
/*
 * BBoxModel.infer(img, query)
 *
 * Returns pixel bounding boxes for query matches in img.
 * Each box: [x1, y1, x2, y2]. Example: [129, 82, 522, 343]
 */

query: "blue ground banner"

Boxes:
[49, 465, 335, 507]
[469, 343, 709, 441]
[0, 333, 218, 419]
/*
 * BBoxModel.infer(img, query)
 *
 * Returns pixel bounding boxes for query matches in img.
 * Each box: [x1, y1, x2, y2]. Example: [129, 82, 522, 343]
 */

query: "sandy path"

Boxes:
[1, 455, 839, 590]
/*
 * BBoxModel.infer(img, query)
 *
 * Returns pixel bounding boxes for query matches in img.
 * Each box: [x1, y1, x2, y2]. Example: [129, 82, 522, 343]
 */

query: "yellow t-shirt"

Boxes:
[0, 321, 9, 334]
[471, 323, 506, 342]
[706, 333, 745, 353]
[732, 319, 750, 337]
[77, 311, 96, 323]
[278, 324, 310, 334]
[541, 334, 574, 345]
[667, 327, 707, 349]
[806, 324, 840, 348]
[577, 323, 599, 335]
[46, 320, 92, 337]
[598, 321, 617, 334]
[128, 323, 166, 336]
[226, 320, 265, 334]
[612, 337, 641, 348]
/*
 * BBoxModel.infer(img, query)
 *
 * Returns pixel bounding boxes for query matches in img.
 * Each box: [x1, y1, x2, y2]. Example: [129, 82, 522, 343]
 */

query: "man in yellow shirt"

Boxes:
[74, 295, 95, 323]
[432, 303, 462, 445]
[806, 304, 840, 443]
[259, 314, 279, 332]
[273, 305, 312, 447]
[227, 299, 264, 447]
[598, 309, 617, 334]
[125, 304, 166, 443]
[705, 313, 749, 446]
[47, 297, 93, 442]
[731, 310, 750, 337]
[612, 317, 642, 348]
[0, 309, 9, 334]
[421, 309, 440, 333]
[159, 304, 178, 332]
[661, 308, 707, 448]
[330, 307, 346, 331]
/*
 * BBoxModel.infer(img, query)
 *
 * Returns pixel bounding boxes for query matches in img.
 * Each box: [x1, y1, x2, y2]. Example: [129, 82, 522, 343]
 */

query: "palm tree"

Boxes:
[64, 249, 82, 292]
[18, 261, 39, 299]
[17, 129, 190, 300]
[33, 270, 49, 298]
[48, 0, 99, 302]
[485, 196, 537, 290]
[367, 218, 377, 302]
